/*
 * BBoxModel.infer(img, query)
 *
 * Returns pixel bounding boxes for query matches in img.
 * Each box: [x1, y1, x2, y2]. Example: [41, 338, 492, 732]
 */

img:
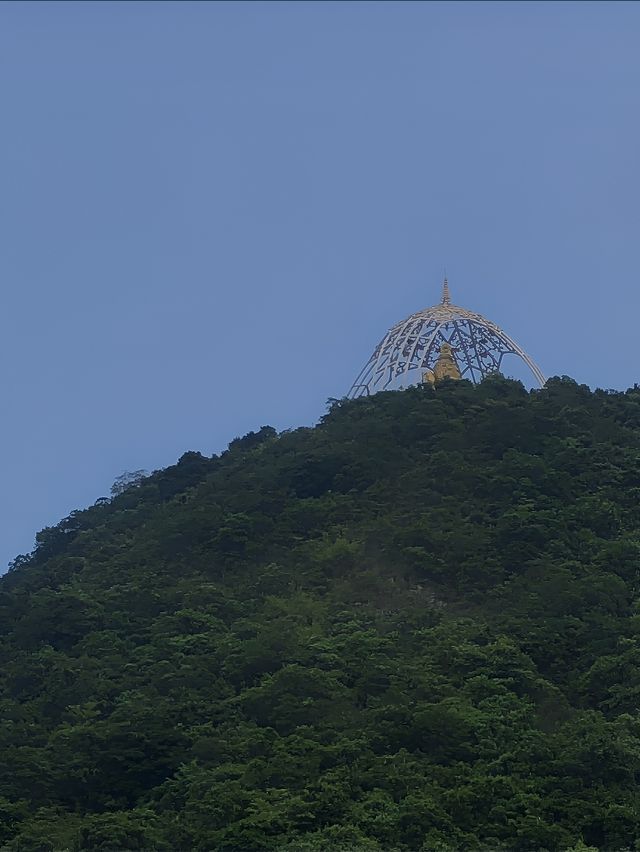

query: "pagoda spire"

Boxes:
[441, 275, 451, 306]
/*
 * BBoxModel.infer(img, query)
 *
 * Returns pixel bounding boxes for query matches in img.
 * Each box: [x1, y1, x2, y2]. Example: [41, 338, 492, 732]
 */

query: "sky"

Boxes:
[0, 0, 639, 570]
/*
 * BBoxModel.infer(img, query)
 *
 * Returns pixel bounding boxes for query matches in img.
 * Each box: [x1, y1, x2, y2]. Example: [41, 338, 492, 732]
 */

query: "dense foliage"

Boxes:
[1, 376, 640, 851]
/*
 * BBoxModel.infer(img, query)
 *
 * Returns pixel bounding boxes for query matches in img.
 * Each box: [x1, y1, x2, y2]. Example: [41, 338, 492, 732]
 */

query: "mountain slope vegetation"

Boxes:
[1, 376, 640, 851]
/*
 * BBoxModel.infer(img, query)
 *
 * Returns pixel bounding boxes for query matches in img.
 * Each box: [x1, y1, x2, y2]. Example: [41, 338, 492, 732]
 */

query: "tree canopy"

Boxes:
[1, 376, 640, 850]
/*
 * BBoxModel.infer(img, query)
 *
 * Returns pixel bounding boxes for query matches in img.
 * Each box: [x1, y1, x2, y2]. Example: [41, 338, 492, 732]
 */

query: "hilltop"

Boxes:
[1, 376, 640, 851]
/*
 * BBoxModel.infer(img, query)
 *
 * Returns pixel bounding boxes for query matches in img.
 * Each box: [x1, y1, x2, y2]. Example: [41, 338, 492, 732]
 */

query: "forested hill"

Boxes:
[2, 377, 640, 852]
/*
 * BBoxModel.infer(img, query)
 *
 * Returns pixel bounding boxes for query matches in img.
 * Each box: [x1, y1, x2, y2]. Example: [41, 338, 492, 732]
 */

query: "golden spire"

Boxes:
[441, 276, 451, 306]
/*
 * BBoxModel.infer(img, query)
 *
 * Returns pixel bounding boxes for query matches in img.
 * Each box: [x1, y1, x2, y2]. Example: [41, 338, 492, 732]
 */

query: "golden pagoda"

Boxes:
[422, 342, 461, 385]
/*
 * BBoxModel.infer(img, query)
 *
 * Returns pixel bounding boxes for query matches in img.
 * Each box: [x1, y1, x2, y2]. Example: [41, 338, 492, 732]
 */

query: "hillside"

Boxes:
[1, 376, 640, 851]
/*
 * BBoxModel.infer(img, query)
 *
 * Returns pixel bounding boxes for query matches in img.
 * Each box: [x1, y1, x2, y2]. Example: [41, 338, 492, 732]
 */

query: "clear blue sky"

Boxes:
[0, 1, 638, 570]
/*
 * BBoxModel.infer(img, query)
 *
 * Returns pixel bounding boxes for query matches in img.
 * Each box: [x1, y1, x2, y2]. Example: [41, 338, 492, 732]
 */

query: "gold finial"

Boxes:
[442, 276, 451, 306]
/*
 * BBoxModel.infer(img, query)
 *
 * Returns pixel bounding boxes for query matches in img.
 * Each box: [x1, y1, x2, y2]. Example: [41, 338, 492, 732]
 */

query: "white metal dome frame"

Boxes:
[348, 279, 545, 398]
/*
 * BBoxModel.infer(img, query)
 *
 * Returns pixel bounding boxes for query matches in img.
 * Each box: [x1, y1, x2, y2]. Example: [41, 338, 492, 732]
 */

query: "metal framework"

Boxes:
[348, 279, 545, 398]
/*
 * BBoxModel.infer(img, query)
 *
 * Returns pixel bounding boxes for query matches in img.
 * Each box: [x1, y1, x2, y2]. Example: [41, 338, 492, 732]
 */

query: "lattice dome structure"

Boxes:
[348, 279, 545, 398]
